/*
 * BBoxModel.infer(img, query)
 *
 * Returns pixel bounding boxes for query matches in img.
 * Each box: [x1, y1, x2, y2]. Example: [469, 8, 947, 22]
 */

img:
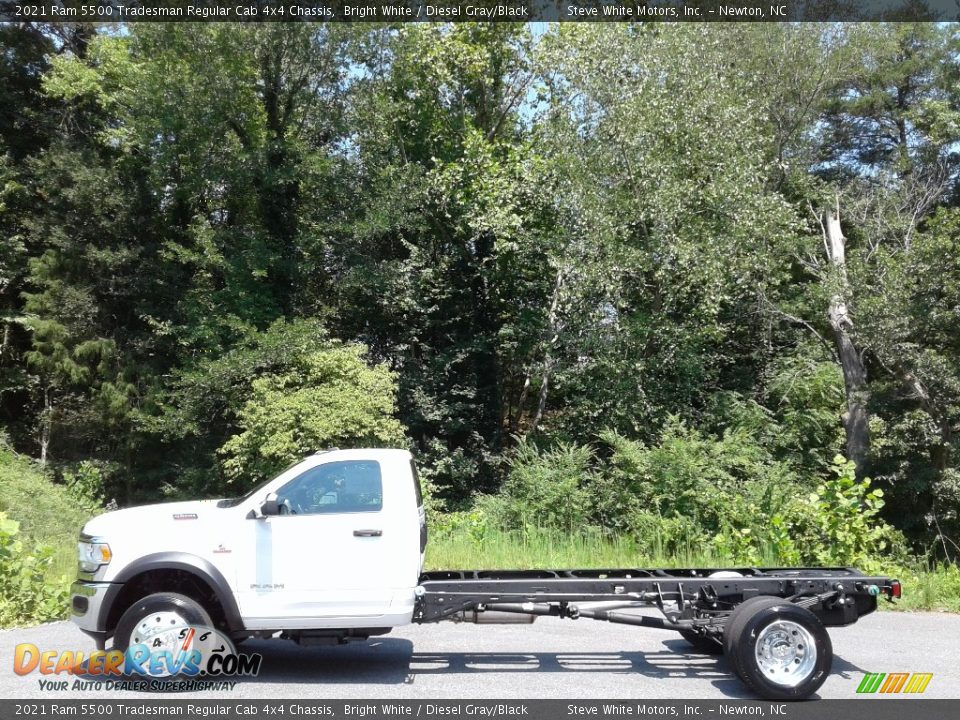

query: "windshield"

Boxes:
[216, 458, 306, 508]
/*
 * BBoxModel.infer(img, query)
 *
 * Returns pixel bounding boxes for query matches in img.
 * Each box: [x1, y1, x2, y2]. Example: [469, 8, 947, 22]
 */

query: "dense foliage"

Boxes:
[0, 511, 66, 626]
[474, 427, 901, 570]
[1, 23, 959, 574]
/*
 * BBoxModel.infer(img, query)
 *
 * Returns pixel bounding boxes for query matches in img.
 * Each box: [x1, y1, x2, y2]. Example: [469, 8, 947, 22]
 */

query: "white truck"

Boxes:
[71, 448, 901, 701]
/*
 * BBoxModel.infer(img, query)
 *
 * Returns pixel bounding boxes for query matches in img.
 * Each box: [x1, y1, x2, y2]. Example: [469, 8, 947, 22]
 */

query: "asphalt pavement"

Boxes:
[1, 610, 956, 700]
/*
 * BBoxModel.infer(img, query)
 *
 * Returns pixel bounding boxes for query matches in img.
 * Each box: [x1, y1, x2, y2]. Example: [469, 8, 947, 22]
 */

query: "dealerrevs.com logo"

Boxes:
[14, 625, 262, 692]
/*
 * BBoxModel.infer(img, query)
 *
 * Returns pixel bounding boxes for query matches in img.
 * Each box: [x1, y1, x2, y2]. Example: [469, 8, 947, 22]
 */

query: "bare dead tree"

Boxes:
[819, 198, 871, 476]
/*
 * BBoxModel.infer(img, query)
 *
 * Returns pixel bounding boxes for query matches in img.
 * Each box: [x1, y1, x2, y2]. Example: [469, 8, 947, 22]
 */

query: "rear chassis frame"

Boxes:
[414, 567, 899, 639]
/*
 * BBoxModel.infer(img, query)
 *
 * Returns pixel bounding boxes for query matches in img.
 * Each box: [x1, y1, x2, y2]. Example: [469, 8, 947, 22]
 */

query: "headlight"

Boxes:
[77, 538, 112, 573]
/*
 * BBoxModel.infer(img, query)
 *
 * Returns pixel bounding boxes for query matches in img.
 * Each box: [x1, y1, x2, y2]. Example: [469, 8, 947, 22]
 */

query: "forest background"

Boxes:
[1, 21, 959, 624]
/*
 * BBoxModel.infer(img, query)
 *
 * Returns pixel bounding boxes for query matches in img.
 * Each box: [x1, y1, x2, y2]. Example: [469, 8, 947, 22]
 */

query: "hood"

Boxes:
[82, 498, 224, 538]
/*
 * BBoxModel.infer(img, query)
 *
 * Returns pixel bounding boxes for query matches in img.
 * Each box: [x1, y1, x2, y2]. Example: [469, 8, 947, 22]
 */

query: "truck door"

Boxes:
[236, 458, 409, 626]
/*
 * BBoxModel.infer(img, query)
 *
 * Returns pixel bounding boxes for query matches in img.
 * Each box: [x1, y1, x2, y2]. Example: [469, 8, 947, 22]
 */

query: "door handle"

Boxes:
[353, 529, 383, 537]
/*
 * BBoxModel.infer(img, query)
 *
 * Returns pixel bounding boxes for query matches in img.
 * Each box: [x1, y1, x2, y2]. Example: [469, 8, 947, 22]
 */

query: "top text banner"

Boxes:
[2, 0, 959, 22]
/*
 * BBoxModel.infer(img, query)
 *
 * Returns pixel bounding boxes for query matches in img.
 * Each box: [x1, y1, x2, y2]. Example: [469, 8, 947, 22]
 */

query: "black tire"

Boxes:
[113, 592, 213, 654]
[723, 596, 787, 677]
[726, 600, 832, 701]
[679, 630, 724, 655]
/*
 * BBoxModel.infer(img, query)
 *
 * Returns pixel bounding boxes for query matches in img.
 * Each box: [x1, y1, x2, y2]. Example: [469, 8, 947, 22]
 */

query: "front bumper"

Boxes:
[71, 580, 117, 648]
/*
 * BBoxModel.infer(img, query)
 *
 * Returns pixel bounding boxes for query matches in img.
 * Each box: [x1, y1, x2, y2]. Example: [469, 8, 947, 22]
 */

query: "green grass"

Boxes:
[425, 524, 960, 613]
[425, 526, 732, 570]
[883, 561, 960, 613]
[0, 446, 93, 580]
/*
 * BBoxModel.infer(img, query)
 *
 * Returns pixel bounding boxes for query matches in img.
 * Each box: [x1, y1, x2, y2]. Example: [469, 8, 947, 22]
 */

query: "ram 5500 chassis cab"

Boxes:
[72, 448, 901, 701]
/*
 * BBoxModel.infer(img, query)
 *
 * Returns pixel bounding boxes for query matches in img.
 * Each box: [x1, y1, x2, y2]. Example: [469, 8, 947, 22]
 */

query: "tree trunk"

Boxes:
[510, 369, 532, 434]
[823, 203, 870, 475]
[470, 231, 503, 453]
[256, 49, 300, 317]
[524, 267, 565, 436]
[529, 356, 554, 435]
[39, 386, 51, 467]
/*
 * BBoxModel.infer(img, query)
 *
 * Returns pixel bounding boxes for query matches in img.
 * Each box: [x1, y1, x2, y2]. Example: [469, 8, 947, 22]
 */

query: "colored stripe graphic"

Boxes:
[903, 673, 933, 694]
[856, 673, 879, 693]
[857, 672, 932, 694]
[864, 672, 886, 693]
[880, 673, 909, 693]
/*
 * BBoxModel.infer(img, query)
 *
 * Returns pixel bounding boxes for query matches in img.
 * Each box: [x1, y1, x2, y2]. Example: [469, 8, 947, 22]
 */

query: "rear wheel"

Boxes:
[723, 597, 787, 675]
[725, 599, 832, 701]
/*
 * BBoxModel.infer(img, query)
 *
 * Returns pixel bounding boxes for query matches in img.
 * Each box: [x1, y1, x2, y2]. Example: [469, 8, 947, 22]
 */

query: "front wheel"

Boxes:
[725, 600, 832, 701]
[113, 592, 213, 654]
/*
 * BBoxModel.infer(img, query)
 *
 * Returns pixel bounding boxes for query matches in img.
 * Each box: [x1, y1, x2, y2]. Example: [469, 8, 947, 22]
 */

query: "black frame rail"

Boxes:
[413, 567, 899, 627]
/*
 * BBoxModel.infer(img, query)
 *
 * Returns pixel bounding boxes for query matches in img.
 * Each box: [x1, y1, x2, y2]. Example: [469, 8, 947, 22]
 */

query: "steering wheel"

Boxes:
[278, 497, 299, 515]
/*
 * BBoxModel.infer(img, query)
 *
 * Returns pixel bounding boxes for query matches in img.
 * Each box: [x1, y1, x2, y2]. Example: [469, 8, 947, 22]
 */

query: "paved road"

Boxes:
[1, 611, 956, 700]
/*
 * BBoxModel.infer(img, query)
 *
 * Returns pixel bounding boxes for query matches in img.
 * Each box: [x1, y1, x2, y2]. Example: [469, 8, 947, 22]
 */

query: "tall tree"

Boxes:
[0, 25, 57, 442]
[341, 25, 543, 496]
[820, 202, 870, 472]
[22, 24, 358, 495]
[532, 24, 798, 443]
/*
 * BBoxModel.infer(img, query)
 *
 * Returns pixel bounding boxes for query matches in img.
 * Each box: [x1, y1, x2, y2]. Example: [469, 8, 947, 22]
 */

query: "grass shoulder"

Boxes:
[0, 446, 91, 578]
[0, 446, 93, 626]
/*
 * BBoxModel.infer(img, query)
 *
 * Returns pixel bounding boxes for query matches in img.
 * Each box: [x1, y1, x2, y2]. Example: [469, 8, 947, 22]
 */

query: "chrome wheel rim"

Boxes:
[754, 620, 817, 687]
[130, 610, 189, 650]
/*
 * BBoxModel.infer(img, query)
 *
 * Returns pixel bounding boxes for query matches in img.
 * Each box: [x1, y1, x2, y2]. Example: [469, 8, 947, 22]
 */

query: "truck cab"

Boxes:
[71, 448, 426, 650]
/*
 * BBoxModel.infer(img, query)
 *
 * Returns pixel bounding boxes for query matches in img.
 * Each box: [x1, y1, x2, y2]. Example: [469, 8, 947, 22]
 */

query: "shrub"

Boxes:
[430, 506, 492, 545]
[764, 349, 846, 472]
[786, 456, 906, 571]
[451, 419, 908, 573]
[0, 441, 92, 582]
[594, 420, 799, 555]
[62, 460, 107, 515]
[0, 512, 68, 626]
[585, 422, 905, 569]
[708, 456, 906, 569]
[220, 343, 407, 485]
[415, 437, 492, 517]
[490, 440, 594, 533]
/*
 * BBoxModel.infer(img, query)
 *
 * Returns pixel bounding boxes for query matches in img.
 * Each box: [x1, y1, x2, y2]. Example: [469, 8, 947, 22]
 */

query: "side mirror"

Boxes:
[260, 492, 280, 517]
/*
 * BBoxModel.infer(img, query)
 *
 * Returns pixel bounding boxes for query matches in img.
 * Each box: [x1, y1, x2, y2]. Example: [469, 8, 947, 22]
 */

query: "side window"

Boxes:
[410, 459, 423, 508]
[276, 460, 383, 515]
